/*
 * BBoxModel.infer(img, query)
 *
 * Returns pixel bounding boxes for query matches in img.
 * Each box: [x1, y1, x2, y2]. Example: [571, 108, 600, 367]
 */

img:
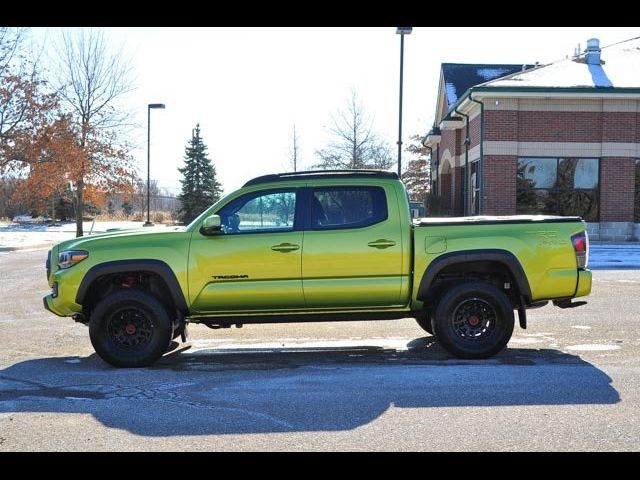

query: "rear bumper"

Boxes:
[575, 269, 592, 298]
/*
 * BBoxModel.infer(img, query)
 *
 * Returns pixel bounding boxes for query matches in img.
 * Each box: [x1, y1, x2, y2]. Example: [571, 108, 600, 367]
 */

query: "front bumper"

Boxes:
[43, 290, 82, 317]
[43, 295, 65, 317]
[43, 249, 86, 318]
[43, 274, 83, 317]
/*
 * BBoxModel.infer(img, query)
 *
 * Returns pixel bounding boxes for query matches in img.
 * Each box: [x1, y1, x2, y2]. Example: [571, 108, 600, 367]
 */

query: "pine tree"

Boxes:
[178, 124, 223, 224]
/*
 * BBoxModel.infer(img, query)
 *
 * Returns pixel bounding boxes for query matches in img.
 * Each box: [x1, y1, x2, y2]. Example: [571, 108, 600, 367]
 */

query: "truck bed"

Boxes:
[411, 215, 588, 304]
[415, 215, 582, 226]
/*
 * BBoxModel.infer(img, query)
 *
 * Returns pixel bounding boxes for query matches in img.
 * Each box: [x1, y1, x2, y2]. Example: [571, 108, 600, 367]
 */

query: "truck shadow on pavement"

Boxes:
[0, 337, 620, 436]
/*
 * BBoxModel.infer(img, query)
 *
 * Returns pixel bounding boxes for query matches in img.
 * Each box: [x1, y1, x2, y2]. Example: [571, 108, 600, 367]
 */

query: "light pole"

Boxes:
[396, 27, 412, 178]
[144, 103, 166, 226]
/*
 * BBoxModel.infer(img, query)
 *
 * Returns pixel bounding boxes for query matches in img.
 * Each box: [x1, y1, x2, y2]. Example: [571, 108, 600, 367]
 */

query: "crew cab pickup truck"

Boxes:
[44, 170, 591, 367]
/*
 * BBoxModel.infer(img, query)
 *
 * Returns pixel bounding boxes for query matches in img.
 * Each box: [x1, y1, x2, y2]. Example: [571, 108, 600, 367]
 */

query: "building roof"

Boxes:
[441, 63, 534, 107]
[483, 37, 640, 89]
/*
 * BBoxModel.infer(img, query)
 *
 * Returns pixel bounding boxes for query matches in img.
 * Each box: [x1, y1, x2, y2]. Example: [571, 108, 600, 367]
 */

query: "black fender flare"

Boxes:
[416, 249, 532, 303]
[75, 259, 188, 312]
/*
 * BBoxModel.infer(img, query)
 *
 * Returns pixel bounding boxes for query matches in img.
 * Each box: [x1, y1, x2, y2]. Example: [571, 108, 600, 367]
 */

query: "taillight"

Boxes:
[571, 231, 589, 269]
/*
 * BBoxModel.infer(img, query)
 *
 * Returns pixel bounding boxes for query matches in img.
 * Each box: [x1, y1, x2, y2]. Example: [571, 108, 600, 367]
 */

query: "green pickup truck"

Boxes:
[44, 170, 591, 367]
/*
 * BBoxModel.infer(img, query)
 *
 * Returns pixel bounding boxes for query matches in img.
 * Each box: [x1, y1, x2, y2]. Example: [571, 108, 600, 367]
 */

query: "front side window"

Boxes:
[516, 157, 599, 221]
[218, 190, 296, 234]
[311, 186, 387, 230]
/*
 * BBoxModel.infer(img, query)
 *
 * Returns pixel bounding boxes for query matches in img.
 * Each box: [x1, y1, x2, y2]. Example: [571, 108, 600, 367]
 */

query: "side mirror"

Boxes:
[200, 214, 222, 236]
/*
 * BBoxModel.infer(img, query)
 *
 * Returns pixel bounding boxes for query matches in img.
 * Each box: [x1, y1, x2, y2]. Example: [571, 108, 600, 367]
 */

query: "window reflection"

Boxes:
[516, 157, 599, 221]
[218, 190, 296, 234]
[518, 158, 557, 188]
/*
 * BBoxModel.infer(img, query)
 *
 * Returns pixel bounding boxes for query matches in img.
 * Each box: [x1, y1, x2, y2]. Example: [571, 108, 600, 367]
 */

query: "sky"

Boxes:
[31, 27, 640, 196]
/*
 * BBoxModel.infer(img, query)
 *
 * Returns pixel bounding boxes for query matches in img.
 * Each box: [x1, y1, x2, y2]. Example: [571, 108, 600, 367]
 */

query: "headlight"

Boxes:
[58, 250, 89, 269]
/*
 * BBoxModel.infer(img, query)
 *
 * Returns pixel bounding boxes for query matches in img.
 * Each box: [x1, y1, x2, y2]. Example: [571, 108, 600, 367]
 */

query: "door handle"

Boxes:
[271, 242, 300, 252]
[367, 239, 396, 249]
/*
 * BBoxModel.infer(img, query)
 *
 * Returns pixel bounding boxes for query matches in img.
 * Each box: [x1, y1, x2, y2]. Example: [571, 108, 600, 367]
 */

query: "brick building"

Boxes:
[424, 37, 640, 241]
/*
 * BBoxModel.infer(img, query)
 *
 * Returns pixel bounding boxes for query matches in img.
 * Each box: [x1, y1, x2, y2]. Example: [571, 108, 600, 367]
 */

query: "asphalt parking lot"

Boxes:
[0, 249, 639, 451]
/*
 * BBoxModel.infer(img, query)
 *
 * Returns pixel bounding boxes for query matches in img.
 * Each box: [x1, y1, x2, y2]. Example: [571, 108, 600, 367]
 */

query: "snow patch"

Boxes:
[589, 245, 640, 270]
[476, 67, 512, 80]
[190, 338, 413, 353]
[445, 82, 458, 104]
[566, 344, 621, 352]
[509, 337, 544, 344]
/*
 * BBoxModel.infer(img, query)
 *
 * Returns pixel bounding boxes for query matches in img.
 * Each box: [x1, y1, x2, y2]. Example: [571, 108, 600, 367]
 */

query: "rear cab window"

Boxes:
[311, 186, 388, 230]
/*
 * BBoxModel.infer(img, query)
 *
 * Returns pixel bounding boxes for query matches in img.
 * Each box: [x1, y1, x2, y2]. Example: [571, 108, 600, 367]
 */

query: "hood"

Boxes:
[56, 225, 187, 251]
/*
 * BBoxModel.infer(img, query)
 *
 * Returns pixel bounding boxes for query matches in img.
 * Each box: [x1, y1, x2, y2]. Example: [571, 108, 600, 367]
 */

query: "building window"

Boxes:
[635, 159, 640, 223]
[470, 161, 480, 215]
[516, 157, 599, 221]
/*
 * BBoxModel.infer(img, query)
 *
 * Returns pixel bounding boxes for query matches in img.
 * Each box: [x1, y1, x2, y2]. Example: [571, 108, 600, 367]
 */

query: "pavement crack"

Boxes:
[0, 374, 179, 402]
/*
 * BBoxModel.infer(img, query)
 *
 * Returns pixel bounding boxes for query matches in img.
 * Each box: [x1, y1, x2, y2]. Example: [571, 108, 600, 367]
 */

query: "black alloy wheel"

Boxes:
[431, 281, 514, 359]
[89, 290, 172, 368]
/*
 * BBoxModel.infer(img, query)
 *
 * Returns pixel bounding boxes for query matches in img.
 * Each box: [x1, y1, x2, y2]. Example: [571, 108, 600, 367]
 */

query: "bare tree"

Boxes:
[0, 27, 27, 78]
[54, 28, 135, 236]
[288, 123, 299, 172]
[314, 90, 394, 170]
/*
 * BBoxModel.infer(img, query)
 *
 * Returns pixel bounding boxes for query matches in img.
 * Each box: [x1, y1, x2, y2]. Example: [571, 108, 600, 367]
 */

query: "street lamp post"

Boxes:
[144, 103, 166, 227]
[396, 27, 412, 178]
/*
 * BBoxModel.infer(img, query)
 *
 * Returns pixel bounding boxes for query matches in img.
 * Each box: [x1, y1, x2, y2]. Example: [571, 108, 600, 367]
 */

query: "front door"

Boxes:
[302, 185, 404, 308]
[189, 189, 305, 313]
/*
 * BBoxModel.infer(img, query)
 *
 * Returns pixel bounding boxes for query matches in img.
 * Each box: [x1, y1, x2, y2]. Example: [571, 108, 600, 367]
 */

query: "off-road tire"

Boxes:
[414, 312, 434, 335]
[431, 281, 514, 359]
[89, 289, 173, 368]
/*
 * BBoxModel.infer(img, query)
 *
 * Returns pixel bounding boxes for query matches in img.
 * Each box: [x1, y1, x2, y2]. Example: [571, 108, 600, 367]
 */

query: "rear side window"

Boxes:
[311, 186, 388, 230]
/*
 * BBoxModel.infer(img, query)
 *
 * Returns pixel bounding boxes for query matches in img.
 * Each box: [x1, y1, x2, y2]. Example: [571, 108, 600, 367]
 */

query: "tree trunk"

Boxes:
[75, 179, 84, 237]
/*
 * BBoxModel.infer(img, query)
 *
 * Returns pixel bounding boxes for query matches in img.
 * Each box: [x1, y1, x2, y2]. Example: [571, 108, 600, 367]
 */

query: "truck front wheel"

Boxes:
[89, 290, 173, 368]
[414, 312, 433, 335]
[432, 282, 514, 359]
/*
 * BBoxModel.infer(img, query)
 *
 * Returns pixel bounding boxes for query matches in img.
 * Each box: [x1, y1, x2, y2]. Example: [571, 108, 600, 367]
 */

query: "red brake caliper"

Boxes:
[468, 315, 480, 327]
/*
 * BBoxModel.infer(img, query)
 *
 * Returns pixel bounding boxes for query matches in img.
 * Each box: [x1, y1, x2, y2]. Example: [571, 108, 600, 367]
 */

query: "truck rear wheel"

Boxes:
[89, 290, 173, 368]
[432, 281, 514, 359]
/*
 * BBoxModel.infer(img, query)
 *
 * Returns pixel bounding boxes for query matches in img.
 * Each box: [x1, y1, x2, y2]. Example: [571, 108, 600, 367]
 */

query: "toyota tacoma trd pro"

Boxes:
[43, 170, 592, 367]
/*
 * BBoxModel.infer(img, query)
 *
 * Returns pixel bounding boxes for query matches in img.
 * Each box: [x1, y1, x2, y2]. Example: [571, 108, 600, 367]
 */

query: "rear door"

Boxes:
[301, 184, 404, 308]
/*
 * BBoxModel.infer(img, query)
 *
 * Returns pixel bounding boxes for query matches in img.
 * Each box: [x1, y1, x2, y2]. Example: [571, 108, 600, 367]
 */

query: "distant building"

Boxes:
[424, 37, 640, 241]
[409, 201, 426, 218]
